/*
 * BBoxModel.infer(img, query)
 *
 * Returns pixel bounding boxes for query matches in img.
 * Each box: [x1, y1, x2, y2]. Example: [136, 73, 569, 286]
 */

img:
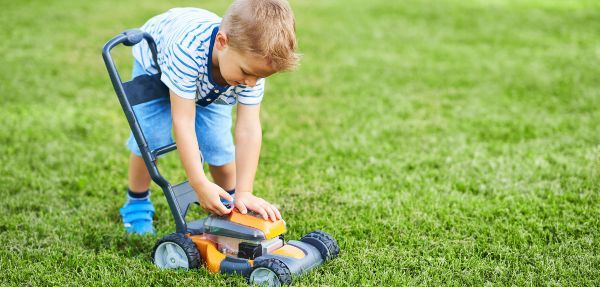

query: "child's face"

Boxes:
[214, 32, 275, 87]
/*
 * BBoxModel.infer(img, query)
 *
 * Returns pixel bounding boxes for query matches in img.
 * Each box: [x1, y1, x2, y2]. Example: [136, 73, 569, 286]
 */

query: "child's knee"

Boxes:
[210, 162, 235, 177]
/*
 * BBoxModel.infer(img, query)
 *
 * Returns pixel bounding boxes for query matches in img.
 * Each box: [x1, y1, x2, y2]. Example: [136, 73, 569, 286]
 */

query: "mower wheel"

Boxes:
[248, 258, 292, 286]
[300, 230, 340, 261]
[152, 233, 201, 269]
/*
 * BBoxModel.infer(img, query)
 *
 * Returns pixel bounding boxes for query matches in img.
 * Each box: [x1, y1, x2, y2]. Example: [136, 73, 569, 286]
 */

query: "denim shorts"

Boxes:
[126, 60, 235, 166]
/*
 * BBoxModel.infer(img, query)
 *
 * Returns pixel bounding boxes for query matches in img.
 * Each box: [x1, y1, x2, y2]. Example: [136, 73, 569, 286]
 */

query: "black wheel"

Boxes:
[248, 258, 292, 286]
[152, 233, 201, 269]
[300, 230, 340, 261]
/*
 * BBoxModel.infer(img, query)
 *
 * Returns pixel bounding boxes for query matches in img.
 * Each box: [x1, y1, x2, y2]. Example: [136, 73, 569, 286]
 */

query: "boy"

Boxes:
[119, 0, 298, 235]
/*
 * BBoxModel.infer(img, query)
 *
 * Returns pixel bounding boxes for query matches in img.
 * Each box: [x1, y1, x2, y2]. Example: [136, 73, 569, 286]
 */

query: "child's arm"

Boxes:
[170, 90, 233, 215]
[233, 103, 281, 221]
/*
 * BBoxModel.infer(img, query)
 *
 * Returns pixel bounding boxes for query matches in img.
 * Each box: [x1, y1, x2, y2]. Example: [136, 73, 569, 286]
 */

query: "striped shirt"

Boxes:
[132, 8, 265, 106]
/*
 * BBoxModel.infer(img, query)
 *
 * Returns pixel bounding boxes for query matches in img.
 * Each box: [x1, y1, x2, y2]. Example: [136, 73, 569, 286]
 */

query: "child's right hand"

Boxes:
[194, 180, 233, 216]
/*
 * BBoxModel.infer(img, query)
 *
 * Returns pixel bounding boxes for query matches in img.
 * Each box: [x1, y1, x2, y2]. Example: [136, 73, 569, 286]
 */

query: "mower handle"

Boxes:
[102, 30, 192, 234]
[101, 29, 168, 166]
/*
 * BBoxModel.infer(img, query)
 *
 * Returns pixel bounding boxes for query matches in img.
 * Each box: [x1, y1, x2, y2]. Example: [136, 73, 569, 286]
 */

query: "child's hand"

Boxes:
[195, 180, 233, 216]
[234, 192, 281, 221]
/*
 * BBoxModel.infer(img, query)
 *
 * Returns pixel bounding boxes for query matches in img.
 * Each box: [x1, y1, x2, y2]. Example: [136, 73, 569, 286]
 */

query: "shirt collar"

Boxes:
[206, 26, 229, 91]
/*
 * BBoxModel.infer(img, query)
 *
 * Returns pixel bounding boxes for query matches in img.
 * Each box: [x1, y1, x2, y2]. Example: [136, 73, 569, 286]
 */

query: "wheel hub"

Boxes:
[250, 267, 281, 287]
[154, 242, 189, 269]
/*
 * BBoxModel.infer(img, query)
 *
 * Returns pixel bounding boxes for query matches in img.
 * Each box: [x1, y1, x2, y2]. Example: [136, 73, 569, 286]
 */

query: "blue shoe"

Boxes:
[119, 199, 155, 235]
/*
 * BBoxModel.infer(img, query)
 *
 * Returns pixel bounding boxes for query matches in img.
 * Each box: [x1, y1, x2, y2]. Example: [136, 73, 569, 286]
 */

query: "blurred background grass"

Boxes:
[1, 0, 599, 286]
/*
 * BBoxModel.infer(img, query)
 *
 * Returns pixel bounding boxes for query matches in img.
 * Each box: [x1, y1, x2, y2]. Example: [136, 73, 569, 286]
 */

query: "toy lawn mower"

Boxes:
[102, 29, 339, 286]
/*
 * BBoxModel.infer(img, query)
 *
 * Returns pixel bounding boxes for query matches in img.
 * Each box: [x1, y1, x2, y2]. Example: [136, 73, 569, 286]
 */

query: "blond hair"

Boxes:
[221, 0, 300, 71]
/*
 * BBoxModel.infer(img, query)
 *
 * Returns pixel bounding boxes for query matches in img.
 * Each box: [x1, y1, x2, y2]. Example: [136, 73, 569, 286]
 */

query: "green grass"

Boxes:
[1, 0, 599, 285]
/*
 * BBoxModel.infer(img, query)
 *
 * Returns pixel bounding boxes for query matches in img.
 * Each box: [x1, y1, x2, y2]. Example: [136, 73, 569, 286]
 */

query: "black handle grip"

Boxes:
[122, 29, 145, 46]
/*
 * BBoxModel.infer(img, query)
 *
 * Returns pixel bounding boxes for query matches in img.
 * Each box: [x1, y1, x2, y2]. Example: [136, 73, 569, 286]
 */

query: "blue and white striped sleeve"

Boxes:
[159, 43, 199, 99]
[235, 78, 265, 105]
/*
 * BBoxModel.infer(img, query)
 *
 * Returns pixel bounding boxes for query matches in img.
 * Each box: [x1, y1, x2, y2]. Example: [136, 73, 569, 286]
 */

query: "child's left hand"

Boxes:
[234, 192, 281, 222]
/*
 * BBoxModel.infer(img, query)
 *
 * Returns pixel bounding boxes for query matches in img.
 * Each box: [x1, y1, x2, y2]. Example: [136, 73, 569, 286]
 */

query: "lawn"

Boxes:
[1, 0, 599, 286]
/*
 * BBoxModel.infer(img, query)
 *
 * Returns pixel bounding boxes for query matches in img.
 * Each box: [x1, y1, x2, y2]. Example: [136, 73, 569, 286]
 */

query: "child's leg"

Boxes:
[124, 96, 173, 187]
[128, 152, 152, 192]
[121, 153, 155, 235]
[121, 95, 172, 235]
[209, 162, 236, 191]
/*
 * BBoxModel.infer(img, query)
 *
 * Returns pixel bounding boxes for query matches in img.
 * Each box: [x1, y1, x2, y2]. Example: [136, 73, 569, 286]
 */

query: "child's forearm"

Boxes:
[235, 107, 262, 194]
[170, 92, 209, 189]
[174, 121, 208, 187]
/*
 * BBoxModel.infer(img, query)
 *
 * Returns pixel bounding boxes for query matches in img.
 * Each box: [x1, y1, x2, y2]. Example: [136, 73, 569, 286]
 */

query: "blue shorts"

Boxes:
[126, 60, 235, 166]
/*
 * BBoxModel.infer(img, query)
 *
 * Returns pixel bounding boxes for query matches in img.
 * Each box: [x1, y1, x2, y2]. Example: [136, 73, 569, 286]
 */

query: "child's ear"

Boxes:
[215, 31, 229, 50]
